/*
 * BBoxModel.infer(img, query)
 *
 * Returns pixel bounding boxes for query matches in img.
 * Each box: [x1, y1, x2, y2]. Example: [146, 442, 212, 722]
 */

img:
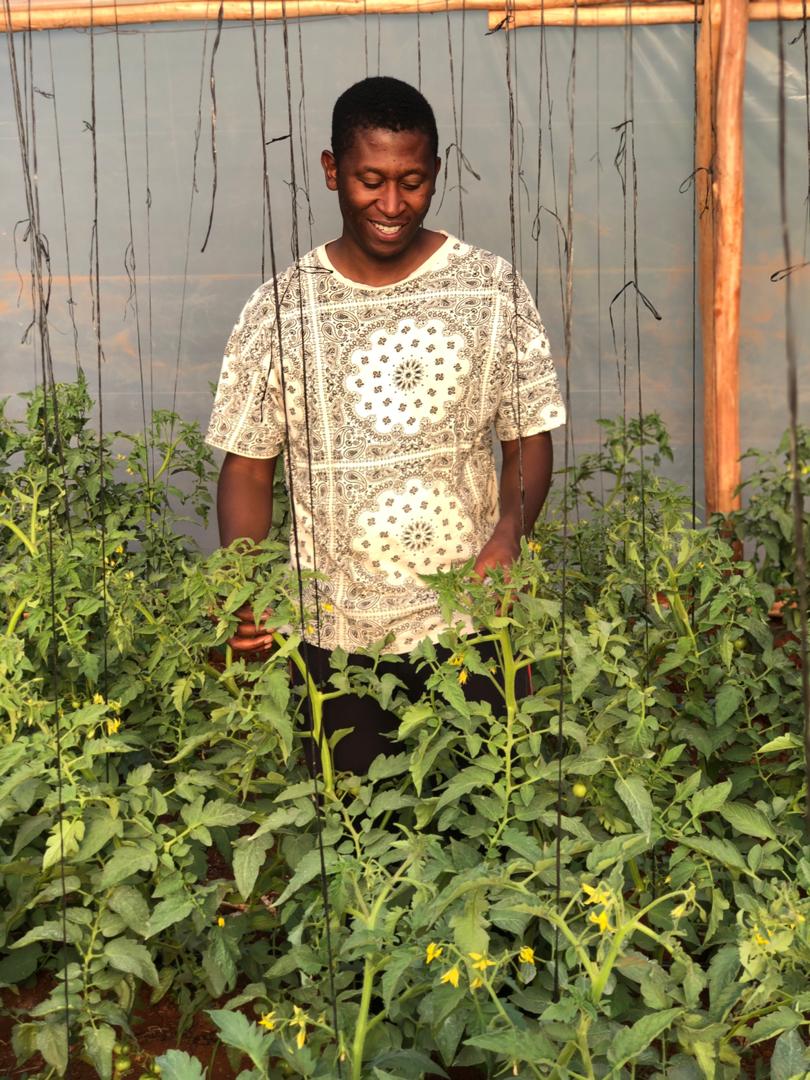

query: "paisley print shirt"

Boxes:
[206, 233, 566, 653]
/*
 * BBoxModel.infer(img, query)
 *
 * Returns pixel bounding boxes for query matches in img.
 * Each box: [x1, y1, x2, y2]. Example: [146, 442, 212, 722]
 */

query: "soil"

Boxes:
[0, 981, 243, 1080]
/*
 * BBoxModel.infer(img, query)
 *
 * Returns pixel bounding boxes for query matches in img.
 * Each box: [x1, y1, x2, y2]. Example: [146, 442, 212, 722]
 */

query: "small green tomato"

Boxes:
[572, 782, 588, 799]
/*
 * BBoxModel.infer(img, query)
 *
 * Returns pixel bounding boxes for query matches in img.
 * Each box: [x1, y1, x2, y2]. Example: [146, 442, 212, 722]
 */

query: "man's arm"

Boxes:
[473, 431, 553, 579]
[217, 452, 278, 651]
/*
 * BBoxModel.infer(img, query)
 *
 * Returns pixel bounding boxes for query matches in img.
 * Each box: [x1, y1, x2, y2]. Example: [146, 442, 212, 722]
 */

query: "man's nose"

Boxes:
[378, 183, 404, 218]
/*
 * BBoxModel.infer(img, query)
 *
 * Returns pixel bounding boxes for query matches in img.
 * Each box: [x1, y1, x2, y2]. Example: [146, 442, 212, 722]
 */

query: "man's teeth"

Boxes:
[372, 222, 403, 234]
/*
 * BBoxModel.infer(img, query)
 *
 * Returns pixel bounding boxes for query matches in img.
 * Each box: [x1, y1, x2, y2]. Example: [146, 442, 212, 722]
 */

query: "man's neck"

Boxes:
[325, 228, 446, 287]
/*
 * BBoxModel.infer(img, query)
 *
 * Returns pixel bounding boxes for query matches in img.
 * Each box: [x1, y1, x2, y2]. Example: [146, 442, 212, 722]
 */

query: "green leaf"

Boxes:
[434, 1007, 466, 1067]
[233, 834, 275, 900]
[718, 802, 776, 841]
[203, 932, 237, 997]
[146, 896, 195, 938]
[679, 835, 749, 874]
[689, 780, 732, 818]
[0, 943, 41, 986]
[198, 798, 253, 828]
[36, 1022, 69, 1075]
[748, 1007, 801, 1045]
[108, 886, 150, 936]
[75, 815, 123, 861]
[12, 813, 52, 857]
[571, 653, 600, 703]
[103, 936, 160, 988]
[714, 683, 743, 724]
[771, 1029, 809, 1080]
[608, 1008, 682, 1070]
[208, 1010, 271, 1068]
[275, 847, 338, 906]
[98, 847, 155, 889]
[465, 1029, 555, 1063]
[707, 944, 739, 1009]
[756, 733, 802, 755]
[155, 1049, 208, 1080]
[42, 818, 85, 870]
[84, 1023, 116, 1080]
[615, 775, 653, 835]
[382, 950, 415, 1012]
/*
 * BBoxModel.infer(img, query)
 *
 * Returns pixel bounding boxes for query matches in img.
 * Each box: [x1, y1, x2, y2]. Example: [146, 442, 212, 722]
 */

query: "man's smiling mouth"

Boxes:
[370, 221, 406, 236]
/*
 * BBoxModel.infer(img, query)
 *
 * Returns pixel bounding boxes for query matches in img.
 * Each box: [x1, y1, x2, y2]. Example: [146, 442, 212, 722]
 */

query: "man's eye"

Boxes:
[361, 180, 382, 189]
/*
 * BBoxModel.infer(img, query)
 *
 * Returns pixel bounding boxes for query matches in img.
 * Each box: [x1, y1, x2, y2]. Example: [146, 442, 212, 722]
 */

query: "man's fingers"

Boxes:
[228, 632, 275, 653]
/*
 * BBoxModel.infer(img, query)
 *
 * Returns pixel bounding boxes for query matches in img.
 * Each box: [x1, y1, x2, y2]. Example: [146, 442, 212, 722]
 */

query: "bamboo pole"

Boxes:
[1, 0, 804, 31]
[489, 0, 804, 25]
[696, 0, 720, 514]
[711, 0, 748, 514]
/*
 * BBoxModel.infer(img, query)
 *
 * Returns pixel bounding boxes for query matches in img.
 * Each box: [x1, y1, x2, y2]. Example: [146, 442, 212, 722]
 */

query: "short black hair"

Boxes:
[331, 77, 439, 161]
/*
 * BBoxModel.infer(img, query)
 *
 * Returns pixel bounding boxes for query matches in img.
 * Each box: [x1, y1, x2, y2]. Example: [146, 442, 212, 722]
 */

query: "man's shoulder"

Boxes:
[239, 247, 326, 318]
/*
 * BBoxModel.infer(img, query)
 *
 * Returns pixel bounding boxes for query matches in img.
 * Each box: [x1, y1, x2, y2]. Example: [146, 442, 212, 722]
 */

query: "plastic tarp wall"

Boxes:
[1, 13, 808, 548]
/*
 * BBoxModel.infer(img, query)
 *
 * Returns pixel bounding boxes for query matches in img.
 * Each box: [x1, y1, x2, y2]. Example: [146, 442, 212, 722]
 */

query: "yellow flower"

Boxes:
[440, 965, 460, 988]
[217, 916, 225, 927]
[528, 540, 542, 554]
[518, 945, 535, 965]
[468, 952, 495, 971]
[306, 624, 314, 635]
[93, 693, 105, 705]
[457, 668, 469, 686]
[589, 909, 611, 934]
[114, 545, 124, 555]
[106, 716, 121, 735]
[582, 882, 612, 907]
[449, 653, 464, 666]
[291, 1005, 307, 1048]
[258, 1011, 276, 1031]
[126, 467, 134, 475]
[425, 942, 443, 965]
[322, 602, 334, 613]
[470, 976, 483, 990]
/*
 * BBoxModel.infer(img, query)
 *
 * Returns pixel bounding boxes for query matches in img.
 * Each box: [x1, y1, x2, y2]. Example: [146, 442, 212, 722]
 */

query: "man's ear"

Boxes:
[432, 157, 442, 194]
[321, 149, 338, 191]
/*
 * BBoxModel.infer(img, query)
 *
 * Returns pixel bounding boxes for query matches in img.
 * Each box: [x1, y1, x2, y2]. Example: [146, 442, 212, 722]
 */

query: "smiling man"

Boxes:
[206, 76, 566, 773]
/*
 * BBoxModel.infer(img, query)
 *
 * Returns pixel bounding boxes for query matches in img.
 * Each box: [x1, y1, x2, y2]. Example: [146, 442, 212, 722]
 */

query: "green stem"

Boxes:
[350, 957, 376, 1080]
[0, 517, 37, 556]
[6, 598, 28, 637]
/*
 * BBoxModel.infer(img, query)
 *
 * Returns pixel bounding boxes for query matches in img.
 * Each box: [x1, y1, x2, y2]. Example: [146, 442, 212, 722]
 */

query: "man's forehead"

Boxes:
[344, 125, 436, 165]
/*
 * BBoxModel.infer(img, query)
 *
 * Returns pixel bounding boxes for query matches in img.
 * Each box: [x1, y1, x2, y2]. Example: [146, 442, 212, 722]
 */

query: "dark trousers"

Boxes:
[296, 640, 530, 776]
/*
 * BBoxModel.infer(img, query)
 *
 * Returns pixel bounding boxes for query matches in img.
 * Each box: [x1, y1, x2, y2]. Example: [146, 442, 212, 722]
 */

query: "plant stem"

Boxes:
[350, 957, 376, 1080]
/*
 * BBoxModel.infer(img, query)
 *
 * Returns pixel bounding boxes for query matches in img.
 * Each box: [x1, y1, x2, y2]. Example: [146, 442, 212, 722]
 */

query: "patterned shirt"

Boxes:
[206, 233, 566, 653]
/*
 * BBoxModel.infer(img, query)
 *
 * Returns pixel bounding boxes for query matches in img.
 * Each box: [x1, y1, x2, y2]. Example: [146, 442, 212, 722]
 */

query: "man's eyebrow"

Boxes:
[357, 166, 428, 177]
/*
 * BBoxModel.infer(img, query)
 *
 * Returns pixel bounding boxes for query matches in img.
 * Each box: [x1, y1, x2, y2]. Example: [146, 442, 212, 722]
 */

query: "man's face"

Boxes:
[321, 127, 441, 262]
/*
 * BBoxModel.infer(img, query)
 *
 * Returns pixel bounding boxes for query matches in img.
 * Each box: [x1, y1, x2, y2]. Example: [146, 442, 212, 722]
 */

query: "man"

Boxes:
[206, 76, 565, 773]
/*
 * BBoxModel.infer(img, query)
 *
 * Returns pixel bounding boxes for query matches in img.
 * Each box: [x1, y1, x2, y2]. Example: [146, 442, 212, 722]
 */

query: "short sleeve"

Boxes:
[494, 269, 566, 442]
[205, 284, 287, 460]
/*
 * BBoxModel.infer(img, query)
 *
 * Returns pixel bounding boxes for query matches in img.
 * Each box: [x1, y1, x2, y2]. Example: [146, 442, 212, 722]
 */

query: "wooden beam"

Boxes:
[697, 0, 720, 515]
[0, 0, 697, 31]
[711, 0, 748, 514]
[491, 0, 805, 26]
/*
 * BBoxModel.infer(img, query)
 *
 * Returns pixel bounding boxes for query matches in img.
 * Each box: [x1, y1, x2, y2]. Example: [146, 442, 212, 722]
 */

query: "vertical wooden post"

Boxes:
[696, 0, 721, 514]
[712, 0, 748, 514]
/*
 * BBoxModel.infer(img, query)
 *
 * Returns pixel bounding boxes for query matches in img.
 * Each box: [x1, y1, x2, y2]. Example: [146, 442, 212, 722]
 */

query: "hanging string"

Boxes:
[295, 11, 315, 252]
[776, 16, 810, 836]
[250, 4, 343, 1064]
[4, 3, 73, 1071]
[201, 0, 225, 253]
[445, 0, 466, 237]
[88, 3, 112, 745]
[596, 32, 605, 505]
[691, 0, 699, 529]
[142, 34, 156, 431]
[112, 0, 153, 520]
[46, 31, 81, 374]
[169, 12, 211, 424]
[416, 5, 422, 90]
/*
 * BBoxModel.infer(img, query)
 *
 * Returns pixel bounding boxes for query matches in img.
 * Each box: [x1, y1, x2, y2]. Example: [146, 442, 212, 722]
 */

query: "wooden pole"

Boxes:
[489, 0, 803, 26]
[2, 0, 806, 30]
[696, 0, 721, 514]
[711, 0, 748, 514]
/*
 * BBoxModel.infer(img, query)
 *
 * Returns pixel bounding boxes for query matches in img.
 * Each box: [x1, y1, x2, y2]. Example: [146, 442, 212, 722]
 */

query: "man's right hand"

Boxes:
[228, 604, 276, 654]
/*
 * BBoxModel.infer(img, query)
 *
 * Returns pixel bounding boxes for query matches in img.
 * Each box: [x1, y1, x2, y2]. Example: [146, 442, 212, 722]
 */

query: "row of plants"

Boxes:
[1, 378, 809, 1079]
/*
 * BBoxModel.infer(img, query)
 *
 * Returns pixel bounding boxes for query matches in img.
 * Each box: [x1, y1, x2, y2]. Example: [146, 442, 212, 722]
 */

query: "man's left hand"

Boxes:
[473, 528, 520, 580]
